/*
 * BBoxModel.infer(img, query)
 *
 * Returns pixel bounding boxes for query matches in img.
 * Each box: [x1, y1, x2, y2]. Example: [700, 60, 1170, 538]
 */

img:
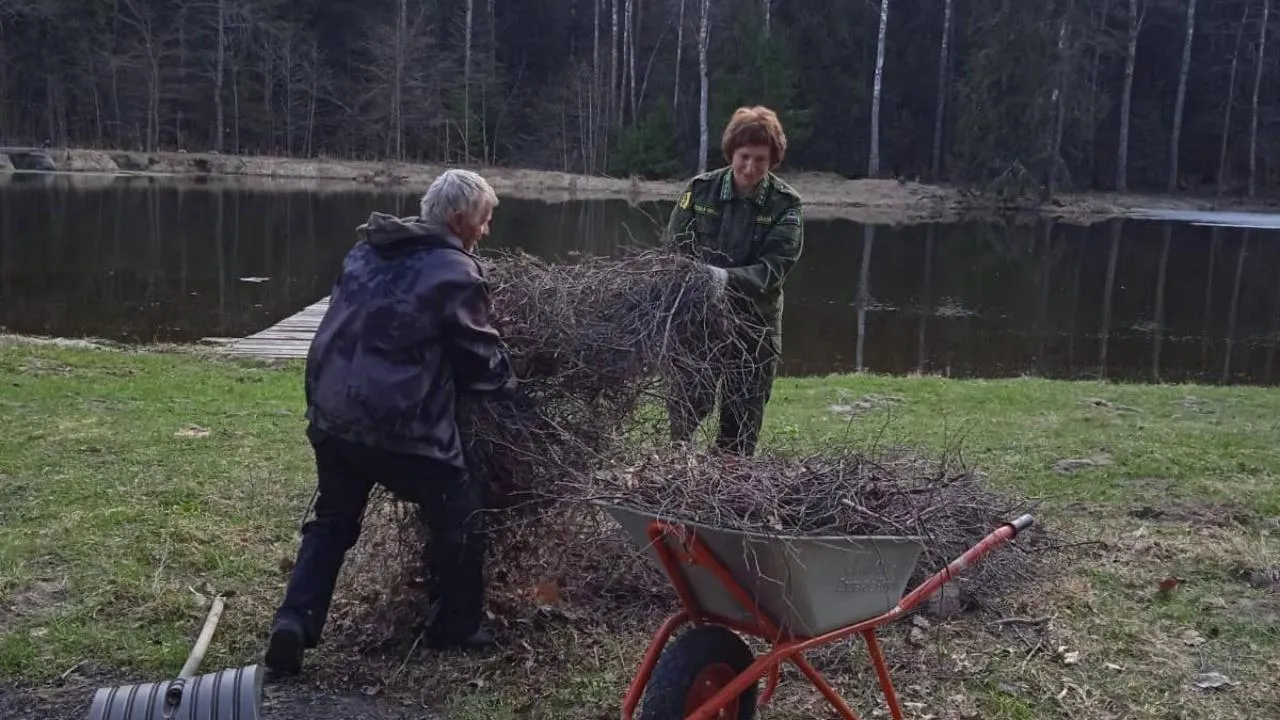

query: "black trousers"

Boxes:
[667, 328, 779, 456]
[274, 425, 485, 647]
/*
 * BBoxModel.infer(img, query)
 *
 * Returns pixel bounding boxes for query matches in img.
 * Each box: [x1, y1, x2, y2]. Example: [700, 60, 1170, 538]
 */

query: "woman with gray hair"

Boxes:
[265, 169, 518, 676]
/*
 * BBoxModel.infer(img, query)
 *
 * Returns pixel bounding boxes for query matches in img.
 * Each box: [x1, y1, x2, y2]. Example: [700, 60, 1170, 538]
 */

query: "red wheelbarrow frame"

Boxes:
[620, 514, 1035, 720]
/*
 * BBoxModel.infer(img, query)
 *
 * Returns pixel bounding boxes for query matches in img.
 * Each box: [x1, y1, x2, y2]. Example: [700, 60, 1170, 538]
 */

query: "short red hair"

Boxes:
[721, 106, 788, 167]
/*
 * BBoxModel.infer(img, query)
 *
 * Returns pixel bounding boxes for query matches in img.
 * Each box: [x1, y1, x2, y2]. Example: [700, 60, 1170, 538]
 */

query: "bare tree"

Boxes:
[696, 0, 710, 172]
[1168, 0, 1196, 192]
[118, 0, 170, 151]
[1249, 0, 1269, 197]
[1116, 0, 1144, 191]
[1218, 2, 1248, 197]
[214, 0, 227, 152]
[931, 0, 953, 179]
[625, 0, 637, 123]
[1048, 8, 1071, 199]
[614, 0, 624, 127]
[868, 0, 889, 177]
[465, 0, 473, 162]
[673, 0, 684, 117]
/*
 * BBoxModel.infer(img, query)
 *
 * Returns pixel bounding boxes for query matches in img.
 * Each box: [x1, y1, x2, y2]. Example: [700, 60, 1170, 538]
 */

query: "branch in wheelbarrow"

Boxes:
[572, 447, 1060, 602]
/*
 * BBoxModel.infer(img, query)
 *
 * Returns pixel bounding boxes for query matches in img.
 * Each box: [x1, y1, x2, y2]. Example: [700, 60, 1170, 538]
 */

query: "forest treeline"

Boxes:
[1, 0, 1278, 196]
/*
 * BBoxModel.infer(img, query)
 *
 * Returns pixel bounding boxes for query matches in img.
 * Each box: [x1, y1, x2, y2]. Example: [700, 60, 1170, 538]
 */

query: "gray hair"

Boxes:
[418, 169, 499, 233]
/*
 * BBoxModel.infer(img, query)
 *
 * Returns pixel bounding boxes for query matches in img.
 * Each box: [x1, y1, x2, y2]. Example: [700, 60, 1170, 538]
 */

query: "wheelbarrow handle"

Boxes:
[1009, 514, 1035, 534]
[894, 514, 1034, 616]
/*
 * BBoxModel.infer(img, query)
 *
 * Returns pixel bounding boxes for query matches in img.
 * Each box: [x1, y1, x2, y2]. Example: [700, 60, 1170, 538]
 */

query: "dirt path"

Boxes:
[7, 147, 1280, 225]
[0, 679, 440, 719]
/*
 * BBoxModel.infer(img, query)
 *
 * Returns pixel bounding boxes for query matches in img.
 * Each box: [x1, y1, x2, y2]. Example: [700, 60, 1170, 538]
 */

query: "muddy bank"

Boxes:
[5, 147, 1280, 225]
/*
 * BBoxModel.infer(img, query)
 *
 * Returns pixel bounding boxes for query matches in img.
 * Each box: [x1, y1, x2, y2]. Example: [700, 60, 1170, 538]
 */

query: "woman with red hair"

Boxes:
[664, 105, 805, 456]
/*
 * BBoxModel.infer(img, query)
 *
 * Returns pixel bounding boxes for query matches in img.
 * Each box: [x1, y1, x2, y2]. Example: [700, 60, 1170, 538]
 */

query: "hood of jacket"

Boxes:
[355, 211, 466, 252]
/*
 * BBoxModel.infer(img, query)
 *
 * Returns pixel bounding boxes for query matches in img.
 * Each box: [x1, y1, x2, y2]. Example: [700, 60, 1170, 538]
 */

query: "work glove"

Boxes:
[704, 264, 729, 298]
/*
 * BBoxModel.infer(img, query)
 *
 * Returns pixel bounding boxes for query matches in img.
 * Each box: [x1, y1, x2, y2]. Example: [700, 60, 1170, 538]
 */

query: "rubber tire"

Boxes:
[637, 625, 758, 720]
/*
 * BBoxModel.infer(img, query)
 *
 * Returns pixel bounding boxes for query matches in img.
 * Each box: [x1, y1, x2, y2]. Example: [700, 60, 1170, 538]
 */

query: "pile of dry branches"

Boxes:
[332, 249, 1049, 660]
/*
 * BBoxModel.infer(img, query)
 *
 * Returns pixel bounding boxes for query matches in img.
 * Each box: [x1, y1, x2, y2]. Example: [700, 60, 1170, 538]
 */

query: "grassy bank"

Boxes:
[1, 341, 1277, 718]
[8, 146, 1280, 225]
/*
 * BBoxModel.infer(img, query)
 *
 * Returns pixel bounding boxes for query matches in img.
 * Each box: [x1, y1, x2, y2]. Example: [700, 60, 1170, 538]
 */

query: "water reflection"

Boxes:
[1, 172, 1278, 385]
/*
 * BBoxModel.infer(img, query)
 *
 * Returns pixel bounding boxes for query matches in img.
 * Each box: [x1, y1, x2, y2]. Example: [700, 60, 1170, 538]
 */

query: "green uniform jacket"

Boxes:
[663, 166, 804, 352]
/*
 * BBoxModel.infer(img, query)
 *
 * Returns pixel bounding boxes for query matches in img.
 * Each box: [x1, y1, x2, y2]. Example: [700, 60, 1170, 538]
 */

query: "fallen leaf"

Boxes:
[1202, 596, 1229, 610]
[1157, 576, 1181, 595]
[1062, 651, 1081, 665]
[1104, 662, 1123, 672]
[531, 581, 562, 606]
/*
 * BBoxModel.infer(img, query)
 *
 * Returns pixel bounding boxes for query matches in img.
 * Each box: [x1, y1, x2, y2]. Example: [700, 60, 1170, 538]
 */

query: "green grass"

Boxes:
[1, 340, 1278, 718]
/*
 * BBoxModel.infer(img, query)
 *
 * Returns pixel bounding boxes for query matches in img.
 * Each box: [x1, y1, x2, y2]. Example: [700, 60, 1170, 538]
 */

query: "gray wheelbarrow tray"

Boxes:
[85, 594, 264, 720]
[602, 502, 926, 638]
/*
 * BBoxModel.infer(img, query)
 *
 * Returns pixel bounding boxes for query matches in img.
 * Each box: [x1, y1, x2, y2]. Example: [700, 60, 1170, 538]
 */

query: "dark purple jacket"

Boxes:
[304, 212, 515, 468]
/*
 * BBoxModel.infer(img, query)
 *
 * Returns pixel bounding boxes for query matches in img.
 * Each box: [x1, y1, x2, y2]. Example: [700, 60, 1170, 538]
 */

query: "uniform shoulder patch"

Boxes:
[678, 190, 692, 210]
[778, 206, 803, 226]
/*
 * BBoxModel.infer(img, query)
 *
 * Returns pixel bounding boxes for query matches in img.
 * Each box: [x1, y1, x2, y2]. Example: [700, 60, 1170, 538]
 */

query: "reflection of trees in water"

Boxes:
[1152, 224, 1171, 382]
[803, 215, 1280, 385]
[0, 180, 415, 342]
[855, 224, 874, 372]
[5, 178, 1280, 385]
[1223, 231, 1249, 382]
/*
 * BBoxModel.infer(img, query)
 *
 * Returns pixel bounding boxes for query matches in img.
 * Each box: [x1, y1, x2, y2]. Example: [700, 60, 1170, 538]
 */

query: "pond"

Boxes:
[2, 172, 1279, 385]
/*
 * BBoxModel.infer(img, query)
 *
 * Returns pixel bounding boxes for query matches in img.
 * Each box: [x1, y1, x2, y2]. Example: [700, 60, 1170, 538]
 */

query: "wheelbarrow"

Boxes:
[601, 503, 1035, 720]
[85, 594, 265, 719]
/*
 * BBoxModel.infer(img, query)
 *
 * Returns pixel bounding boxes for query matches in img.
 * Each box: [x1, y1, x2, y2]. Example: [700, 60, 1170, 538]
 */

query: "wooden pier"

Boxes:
[215, 297, 329, 360]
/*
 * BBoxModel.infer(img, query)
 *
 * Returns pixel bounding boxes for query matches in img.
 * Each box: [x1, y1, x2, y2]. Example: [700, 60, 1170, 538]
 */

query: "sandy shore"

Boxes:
[5, 147, 1280, 225]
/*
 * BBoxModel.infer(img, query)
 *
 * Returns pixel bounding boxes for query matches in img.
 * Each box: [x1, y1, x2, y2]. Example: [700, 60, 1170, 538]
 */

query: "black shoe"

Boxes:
[423, 623, 497, 651]
[264, 615, 305, 676]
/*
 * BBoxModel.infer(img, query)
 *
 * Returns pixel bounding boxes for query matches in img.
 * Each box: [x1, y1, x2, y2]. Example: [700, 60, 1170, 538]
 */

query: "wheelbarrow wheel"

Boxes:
[638, 624, 757, 720]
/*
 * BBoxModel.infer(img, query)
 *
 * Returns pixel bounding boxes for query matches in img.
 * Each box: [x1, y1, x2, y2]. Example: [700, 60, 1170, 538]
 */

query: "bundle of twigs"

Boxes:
[454, 249, 766, 509]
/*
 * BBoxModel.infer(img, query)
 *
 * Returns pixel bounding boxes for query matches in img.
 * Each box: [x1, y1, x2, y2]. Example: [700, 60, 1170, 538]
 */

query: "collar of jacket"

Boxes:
[718, 168, 774, 208]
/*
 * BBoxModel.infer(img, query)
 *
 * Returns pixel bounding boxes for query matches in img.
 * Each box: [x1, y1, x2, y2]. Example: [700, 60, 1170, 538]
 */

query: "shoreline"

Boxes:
[5, 147, 1280, 225]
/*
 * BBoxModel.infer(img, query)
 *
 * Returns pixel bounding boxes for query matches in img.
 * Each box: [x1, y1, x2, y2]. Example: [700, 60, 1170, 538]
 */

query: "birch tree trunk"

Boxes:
[931, 0, 953, 179]
[1084, 0, 1114, 182]
[392, 0, 407, 160]
[1116, 0, 1140, 191]
[623, 0, 634, 124]
[487, 0, 496, 163]
[214, 0, 225, 153]
[592, 0, 601, 170]
[1168, 0, 1196, 193]
[763, 0, 770, 38]
[868, 0, 889, 177]
[464, 0, 473, 163]
[631, 0, 640, 121]
[1048, 13, 1069, 198]
[696, 0, 710, 173]
[674, 0, 684, 116]
[611, 0, 620, 128]
[1249, 0, 1269, 198]
[1218, 3, 1248, 197]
